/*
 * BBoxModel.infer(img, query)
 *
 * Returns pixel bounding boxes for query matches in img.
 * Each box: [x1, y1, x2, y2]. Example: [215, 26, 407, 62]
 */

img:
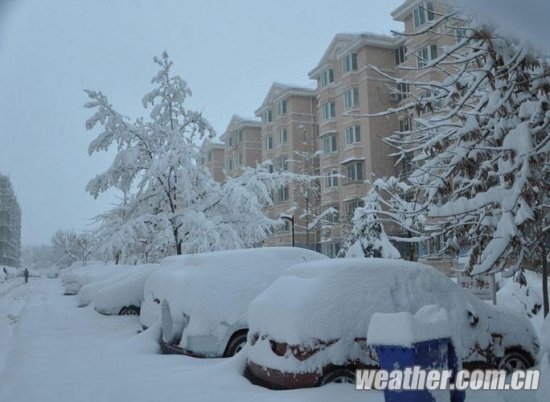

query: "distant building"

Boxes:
[220, 115, 263, 178]
[255, 83, 319, 250]
[308, 33, 400, 257]
[199, 137, 226, 183]
[0, 174, 21, 267]
[391, 0, 464, 272]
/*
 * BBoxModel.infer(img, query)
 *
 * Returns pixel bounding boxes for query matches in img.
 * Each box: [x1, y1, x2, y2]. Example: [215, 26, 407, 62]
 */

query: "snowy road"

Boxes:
[0, 278, 538, 402]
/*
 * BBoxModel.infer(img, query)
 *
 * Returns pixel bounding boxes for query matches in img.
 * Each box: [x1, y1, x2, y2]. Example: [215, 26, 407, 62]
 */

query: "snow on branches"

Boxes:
[84, 53, 290, 261]
[374, 18, 549, 277]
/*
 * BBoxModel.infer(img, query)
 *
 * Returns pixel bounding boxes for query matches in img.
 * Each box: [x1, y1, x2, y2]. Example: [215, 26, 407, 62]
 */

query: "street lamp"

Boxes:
[280, 214, 295, 247]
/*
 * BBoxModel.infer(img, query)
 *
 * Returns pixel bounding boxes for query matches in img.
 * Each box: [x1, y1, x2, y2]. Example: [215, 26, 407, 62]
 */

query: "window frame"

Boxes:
[324, 169, 339, 188]
[320, 68, 335, 87]
[345, 161, 364, 182]
[322, 132, 338, 154]
[344, 125, 361, 145]
[322, 101, 336, 120]
[342, 52, 358, 73]
[277, 99, 287, 116]
[343, 87, 359, 109]
[413, 2, 434, 29]
[279, 128, 288, 144]
[265, 135, 273, 150]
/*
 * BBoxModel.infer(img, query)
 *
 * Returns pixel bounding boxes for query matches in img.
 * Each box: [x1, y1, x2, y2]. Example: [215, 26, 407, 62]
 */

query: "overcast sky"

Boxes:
[0, 0, 405, 245]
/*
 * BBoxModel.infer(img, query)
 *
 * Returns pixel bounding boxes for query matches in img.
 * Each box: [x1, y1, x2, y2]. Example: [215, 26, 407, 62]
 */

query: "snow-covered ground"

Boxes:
[0, 277, 540, 402]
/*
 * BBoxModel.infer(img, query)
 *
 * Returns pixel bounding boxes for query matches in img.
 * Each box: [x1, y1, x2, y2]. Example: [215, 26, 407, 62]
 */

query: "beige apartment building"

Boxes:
[255, 83, 320, 250]
[199, 138, 225, 183]
[308, 33, 401, 257]
[219, 115, 262, 178]
[391, 0, 466, 272]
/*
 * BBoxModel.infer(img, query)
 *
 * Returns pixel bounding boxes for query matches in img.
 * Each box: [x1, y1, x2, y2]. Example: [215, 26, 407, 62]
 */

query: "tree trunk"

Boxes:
[174, 227, 182, 255]
[543, 241, 549, 317]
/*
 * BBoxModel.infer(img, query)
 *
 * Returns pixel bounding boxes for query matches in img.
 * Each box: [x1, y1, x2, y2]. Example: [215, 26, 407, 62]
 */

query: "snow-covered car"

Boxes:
[246, 258, 540, 389]
[140, 247, 328, 358]
[93, 264, 159, 316]
[77, 270, 135, 307]
[62, 262, 125, 295]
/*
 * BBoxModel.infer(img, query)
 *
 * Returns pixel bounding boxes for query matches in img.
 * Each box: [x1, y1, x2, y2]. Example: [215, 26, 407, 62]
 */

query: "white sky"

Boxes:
[0, 0, 405, 246]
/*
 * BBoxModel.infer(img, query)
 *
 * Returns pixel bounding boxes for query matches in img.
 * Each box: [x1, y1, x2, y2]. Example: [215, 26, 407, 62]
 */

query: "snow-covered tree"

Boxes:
[339, 181, 401, 259]
[365, 15, 549, 313]
[85, 53, 289, 259]
[290, 123, 322, 249]
[51, 229, 94, 268]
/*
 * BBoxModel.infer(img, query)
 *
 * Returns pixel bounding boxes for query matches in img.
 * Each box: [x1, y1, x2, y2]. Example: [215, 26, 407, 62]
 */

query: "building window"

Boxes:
[324, 204, 339, 223]
[275, 156, 289, 172]
[321, 242, 340, 258]
[279, 128, 288, 144]
[265, 136, 273, 150]
[455, 28, 468, 44]
[236, 129, 243, 143]
[267, 163, 274, 173]
[324, 169, 339, 188]
[237, 152, 243, 166]
[396, 83, 410, 101]
[263, 109, 273, 123]
[399, 117, 412, 132]
[322, 101, 336, 120]
[344, 125, 361, 145]
[395, 45, 407, 65]
[345, 198, 365, 218]
[321, 68, 334, 87]
[227, 136, 233, 148]
[207, 151, 212, 162]
[342, 52, 358, 73]
[322, 133, 338, 153]
[343, 87, 359, 109]
[416, 45, 438, 68]
[277, 99, 287, 116]
[226, 158, 233, 171]
[345, 161, 364, 182]
[413, 2, 434, 29]
[276, 185, 289, 203]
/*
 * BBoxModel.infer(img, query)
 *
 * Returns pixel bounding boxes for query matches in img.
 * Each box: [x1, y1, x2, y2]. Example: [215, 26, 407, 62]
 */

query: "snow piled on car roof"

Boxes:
[248, 259, 537, 361]
[144, 247, 327, 342]
[94, 264, 158, 315]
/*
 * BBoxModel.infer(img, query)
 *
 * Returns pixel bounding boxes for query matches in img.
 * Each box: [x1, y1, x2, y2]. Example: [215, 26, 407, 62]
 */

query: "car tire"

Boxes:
[319, 368, 355, 386]
[119, 306, 140, 316]
[498, 349, 532, 373]
[223, 331, 248, 357]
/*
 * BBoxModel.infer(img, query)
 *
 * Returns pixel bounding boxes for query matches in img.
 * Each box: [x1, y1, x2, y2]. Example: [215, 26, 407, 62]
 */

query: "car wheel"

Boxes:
[319, 368, 355, 386]
[119, 306, 140, 316]
[224, 331, 248, 357]
[498, 349, 532, 373]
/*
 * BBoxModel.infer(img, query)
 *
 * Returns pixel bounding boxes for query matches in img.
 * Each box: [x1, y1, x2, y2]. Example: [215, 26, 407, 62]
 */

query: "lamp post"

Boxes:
[280, 214, 295, 247]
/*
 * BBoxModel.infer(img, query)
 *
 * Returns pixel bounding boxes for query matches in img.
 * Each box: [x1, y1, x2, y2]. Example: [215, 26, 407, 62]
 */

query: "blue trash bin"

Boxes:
[368, 307, 466, 402]
[375, 338, 465, 402]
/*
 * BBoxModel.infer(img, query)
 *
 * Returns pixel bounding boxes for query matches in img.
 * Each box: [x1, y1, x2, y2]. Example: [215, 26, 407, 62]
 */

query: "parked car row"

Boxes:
[62, 248, 540, 390]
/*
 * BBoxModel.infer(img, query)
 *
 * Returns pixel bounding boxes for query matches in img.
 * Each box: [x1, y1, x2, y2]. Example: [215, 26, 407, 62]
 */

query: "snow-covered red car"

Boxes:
[246, 258, 540, 389]
[140, 247, 328, 357]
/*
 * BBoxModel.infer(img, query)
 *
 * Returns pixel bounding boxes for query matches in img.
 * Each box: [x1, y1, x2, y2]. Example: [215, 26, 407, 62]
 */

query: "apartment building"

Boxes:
[0, 173, 21, 267]
[392, 0, 465, 272]
[255, 83, 319, 250]
[219, 115, 262, 178]
[199, 137, 225, 182]
[308, 33, 400, 257]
